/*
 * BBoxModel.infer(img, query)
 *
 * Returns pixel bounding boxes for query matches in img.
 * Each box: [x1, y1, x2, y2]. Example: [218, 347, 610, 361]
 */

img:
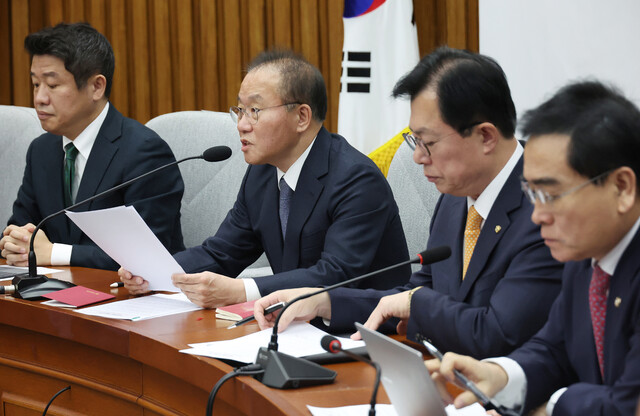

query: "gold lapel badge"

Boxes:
[494, 225, 502, 233]
[614, 297, 622, 308]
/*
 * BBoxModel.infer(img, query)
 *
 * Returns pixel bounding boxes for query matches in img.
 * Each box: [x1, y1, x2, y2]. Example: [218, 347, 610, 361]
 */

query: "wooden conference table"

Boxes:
[0, 263, 394, 415]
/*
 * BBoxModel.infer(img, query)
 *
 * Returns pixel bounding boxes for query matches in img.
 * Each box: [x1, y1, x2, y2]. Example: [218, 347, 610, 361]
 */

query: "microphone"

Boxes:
[7, 146, 232, 300]
[269, 246, 451, 350]
[321, 335, 381, 416]
[253, 246, 451, 389]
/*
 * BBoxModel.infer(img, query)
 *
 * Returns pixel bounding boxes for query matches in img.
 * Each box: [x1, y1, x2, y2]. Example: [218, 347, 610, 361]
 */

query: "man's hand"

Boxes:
[119, 267, 151, 295]
[430, 352, 508, 409]
[254, 288, 331, 332]
[351, 290, 413, 340]
[0, 224, 52, 266]
[0, 225, 30, 265]
[171, 272, 245, 309]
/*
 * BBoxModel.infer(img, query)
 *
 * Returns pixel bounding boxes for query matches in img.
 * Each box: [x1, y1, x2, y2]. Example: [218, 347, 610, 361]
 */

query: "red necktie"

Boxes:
[589, 265, 611, 378]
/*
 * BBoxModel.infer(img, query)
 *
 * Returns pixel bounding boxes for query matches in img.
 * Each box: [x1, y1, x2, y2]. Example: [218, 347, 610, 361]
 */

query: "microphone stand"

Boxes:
[9, 147, 231, 300]
[321, 336, 381, 416]
[254, 246, 451, 389]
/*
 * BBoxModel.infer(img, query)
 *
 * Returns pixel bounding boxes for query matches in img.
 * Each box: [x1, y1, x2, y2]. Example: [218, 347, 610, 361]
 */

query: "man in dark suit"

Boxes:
[120, 50, 410, 308]
[0, 23, 184, 271]
[431, 81, 640, 415]
[255, 47, 563, 358]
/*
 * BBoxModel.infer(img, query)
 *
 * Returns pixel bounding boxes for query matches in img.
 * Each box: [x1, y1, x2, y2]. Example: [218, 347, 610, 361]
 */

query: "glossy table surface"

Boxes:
[0, 262, 398, 415]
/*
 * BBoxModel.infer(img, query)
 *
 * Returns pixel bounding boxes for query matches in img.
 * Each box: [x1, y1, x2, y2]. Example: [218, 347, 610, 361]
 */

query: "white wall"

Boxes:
[480, 0, 640, 134]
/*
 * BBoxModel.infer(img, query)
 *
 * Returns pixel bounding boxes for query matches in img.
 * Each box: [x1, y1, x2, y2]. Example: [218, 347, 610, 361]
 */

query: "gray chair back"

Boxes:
[386, 142, 441, 269]
[146, 110, 270, 272]
[0, 105, 45, 225]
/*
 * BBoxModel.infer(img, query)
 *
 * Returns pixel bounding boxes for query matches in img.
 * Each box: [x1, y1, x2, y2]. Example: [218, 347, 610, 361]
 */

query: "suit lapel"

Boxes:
[261, 172, 284, 272]
[69, 105, 120, 242]
[42, 136, 66, 212]
[573, 262, 602, 382]
[280, 128, 329, 271]
[603, 226, 640, 383]
[442, 197, 467, 295]
[41, 136, 72, 239]
[457, 158, 523, 301]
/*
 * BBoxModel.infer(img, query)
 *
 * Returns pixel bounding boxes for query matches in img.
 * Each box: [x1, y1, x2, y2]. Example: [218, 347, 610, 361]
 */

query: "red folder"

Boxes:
[43, 285, 115, 308]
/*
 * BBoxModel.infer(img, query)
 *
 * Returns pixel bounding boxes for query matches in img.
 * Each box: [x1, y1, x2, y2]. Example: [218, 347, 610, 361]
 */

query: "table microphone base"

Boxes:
[11, 274, 76, 300]
[254, 347, 336, 389]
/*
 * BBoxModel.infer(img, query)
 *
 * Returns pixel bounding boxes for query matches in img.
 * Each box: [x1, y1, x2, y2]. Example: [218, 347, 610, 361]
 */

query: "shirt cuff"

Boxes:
[50, 243, 72, 266]
[483, 356, 527, 410]
[242, 278, 261, 301]
[546, 387, 567, 415]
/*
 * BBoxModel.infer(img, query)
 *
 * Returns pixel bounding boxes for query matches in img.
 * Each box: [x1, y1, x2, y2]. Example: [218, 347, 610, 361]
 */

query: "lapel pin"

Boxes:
[494, 225, 501, 233]
[614, 297, 622, 308]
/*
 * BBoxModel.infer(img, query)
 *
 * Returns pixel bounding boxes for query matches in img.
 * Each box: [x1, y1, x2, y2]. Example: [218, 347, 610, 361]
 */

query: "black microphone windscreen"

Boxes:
[321, 335, 340, 353]
[417, 245, 451, 265]
[202, 146, 232, 162]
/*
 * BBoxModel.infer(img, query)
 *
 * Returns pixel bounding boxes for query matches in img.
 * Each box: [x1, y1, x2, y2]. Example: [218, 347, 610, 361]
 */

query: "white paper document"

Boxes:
[0, 265, 63, 282]
[66, 206, 183, 291]
[76, 293, 201, 320]
[307, 403, 487, 416]
[180, 322, 365, 363]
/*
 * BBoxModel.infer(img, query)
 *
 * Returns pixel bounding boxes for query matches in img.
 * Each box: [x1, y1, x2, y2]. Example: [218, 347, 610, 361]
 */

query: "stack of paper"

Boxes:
[76, 293, 201, 320]
[180, 322, 364, 363]
[66, 206, 184, 292]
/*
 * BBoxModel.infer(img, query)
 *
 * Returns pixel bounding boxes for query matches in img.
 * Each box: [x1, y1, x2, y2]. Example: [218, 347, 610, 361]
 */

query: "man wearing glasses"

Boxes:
[119, 50, 411, 308]
[430, 81, 640, 415]
[255, 47, 563, 359]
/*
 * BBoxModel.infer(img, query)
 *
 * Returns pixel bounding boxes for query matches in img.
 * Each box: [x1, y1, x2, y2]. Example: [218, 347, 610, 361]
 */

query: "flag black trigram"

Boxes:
[341, 51, 371, 93]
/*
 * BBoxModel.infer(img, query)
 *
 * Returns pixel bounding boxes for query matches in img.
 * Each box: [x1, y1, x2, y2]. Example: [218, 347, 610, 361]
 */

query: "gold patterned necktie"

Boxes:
[462, 205, 482, 279]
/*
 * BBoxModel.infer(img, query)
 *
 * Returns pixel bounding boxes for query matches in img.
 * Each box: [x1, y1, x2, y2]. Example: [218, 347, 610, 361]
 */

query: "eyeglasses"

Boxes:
[521, 169, 613, 205]
[403, 121, 483, 157]
[229, 102, 301, 124]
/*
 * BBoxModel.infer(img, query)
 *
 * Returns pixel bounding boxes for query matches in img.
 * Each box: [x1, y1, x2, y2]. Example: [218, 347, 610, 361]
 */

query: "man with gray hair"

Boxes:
[120, 50, 411, 307]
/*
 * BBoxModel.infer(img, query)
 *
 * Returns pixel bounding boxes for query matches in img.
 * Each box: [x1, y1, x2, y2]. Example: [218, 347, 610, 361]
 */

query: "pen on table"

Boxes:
[227, 301, 285, 329]
[110, 282, 124, 288]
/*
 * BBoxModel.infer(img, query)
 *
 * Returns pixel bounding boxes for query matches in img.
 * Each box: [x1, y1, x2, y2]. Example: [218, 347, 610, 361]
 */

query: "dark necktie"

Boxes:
[63, 142, 79, 207]
[279, 177, 293, 238]
[589, 264, 611, 378]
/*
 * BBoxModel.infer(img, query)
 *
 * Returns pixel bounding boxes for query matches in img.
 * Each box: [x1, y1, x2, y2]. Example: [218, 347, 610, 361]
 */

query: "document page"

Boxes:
[307, 403, 487, 416]
[181, 322, 364, 363]
[66, 206, 183, 291]
[76, 293, 201, 320]
[0, 265, 63, 282]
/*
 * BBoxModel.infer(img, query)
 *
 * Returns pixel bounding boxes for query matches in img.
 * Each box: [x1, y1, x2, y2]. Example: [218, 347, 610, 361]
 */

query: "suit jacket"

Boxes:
[327, 157, 564, 358]
[8, 105, 185, 270]
[509, 225, 640, 415]
[173, 127, 411, 294]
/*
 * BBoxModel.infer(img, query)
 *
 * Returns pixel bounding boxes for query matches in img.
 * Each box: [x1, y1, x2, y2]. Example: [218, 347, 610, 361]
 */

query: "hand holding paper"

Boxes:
[66, 206, 183, 292]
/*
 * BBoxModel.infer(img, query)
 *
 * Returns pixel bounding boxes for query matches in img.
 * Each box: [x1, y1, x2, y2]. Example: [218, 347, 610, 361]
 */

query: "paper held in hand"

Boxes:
[66, 206, 184, 292]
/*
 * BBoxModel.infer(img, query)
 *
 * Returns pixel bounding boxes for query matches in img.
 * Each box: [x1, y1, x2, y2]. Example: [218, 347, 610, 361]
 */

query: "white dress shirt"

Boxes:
[488, 214, 640, 415]
[50, 102, 110, 266]
[242, 137, 317, 301]
[465, 141, 523, 244]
